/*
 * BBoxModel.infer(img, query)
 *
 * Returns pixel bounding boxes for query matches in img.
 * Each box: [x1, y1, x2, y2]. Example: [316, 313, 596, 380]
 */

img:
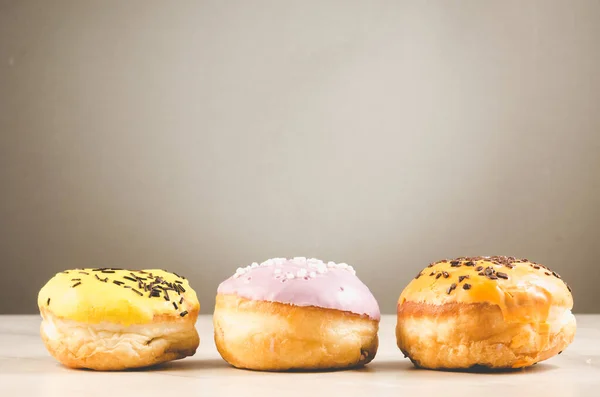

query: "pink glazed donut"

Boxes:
[213, 257, 380, 371]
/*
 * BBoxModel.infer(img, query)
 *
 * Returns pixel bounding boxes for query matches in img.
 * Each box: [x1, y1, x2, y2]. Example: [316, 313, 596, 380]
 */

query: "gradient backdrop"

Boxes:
[1, 0, 599, 314]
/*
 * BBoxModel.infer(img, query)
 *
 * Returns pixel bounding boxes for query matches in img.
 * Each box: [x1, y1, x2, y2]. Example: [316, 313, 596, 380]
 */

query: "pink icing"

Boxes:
[217, 258, 380, 321]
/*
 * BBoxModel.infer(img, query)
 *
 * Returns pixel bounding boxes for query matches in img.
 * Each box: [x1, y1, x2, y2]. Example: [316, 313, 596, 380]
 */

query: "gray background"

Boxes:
[1, 1, 599, 314]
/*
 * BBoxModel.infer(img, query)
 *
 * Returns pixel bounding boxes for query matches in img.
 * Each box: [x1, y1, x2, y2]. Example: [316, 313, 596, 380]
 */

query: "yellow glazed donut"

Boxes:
[396, 256, 576, 370]
[38, 268, 200, 370]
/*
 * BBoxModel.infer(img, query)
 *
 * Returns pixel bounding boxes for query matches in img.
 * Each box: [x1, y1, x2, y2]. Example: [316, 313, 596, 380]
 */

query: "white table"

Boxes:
[1, 315, 598, 396]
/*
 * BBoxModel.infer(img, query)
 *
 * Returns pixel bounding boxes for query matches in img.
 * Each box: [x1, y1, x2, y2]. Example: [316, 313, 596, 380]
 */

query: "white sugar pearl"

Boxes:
[309, 271, 317, 278]
[339, 263, 348, 269]
[317, 267, 327, 274]
[233, 273, 241, 278]
[274, 268, 282, 275]
[286, 273, 295, 279]
[236, 267, 246, 274]
[297, 269, 307, 278]
[250, 262, 259, 268]
[327, 261, 336, 268]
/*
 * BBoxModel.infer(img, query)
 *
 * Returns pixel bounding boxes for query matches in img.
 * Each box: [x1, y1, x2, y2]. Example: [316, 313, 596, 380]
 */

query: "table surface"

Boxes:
[1, 315, 598, 396]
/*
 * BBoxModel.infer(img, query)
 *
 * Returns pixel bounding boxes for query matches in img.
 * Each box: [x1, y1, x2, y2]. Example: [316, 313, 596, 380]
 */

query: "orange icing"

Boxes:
[398, 257, 573, 324]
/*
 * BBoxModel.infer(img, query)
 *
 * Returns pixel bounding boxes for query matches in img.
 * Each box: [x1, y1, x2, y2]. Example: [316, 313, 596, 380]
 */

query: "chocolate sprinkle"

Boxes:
[180, 311, 188, 317]
[179, 297, 184, 304]
[123, 276, 137, 282]
[78, 271, 89, 275]
[458, 275, 469, 283]
[113, 280, 124, 285]
[567, 284, 572, 292]
[463, 283, 472, 290]
[476, 266, 483, 271]
[436, 273, 442, 279]
[552, 271, 561, 279]
[131, 288, 143, 296]
[429, 272, 435, 276]
[496, 272, 508, 279]
[71, 281, 81, 288]
[442, 271, 450, 278]
[465, 261, 475, 267]
[450, 261, 461, 267]
[173, 302, 178, 310]
[94, 274, 108, 282]
[545, 272, 551, 276]
[71, 278, 81, 281]
[447, 283, 457, 294]
[415, 272, 423, 279]
[47, 298, 51, 305]
[533, 265, 540, 269]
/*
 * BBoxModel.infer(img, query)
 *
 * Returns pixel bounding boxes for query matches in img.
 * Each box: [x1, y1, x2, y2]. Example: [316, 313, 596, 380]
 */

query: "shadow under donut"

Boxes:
[358, 358, 559, 375]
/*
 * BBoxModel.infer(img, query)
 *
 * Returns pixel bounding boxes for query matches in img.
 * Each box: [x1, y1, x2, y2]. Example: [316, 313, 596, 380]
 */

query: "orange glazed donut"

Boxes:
[396, 256, 576, 370]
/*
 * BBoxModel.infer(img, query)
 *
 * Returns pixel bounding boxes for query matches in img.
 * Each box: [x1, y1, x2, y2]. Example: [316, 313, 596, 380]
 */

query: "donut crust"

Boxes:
[214, 294, 379, 371]
[40, 309, 199, 370]
[396, 301, 575, 369]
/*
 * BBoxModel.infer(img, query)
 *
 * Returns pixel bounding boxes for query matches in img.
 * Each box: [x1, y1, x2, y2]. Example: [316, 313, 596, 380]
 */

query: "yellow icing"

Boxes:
[38, 268, 199, 325]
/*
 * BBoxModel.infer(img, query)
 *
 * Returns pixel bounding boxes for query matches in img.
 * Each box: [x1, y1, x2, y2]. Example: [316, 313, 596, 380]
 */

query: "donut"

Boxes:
[213, 257, 380, 371]
[38, 268, 200, 370]
[396, 256, 576, 370]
